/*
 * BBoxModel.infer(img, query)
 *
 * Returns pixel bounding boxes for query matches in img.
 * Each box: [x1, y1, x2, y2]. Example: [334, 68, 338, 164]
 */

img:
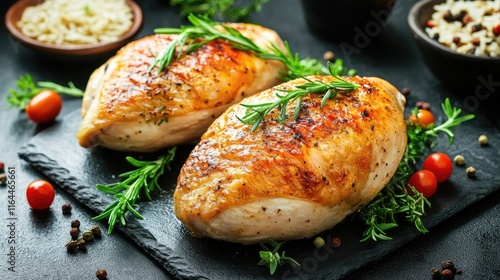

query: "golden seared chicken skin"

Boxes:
[77, 23, 286, 152]
[174, 76, 407, 244]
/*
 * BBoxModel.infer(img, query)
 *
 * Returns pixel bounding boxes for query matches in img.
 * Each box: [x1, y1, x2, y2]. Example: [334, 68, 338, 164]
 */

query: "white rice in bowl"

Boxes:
[17, 0, 133, 45]
[425, 0, 500, 57]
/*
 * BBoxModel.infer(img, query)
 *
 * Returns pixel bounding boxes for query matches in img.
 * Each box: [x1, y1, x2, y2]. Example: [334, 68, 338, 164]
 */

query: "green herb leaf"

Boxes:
[170, 0, 269, 21]
[258, 240, 300, 275]
[93, 147, 177, 234]
[6, 73, 84, 109]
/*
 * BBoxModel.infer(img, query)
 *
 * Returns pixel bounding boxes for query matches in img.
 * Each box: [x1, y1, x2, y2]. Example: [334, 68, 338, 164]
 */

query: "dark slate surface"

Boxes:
[3, 0, 500, 279]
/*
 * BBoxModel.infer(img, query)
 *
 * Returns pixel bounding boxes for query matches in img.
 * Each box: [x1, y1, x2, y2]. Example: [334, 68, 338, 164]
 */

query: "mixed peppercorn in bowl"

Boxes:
[408, 0, 500, 94]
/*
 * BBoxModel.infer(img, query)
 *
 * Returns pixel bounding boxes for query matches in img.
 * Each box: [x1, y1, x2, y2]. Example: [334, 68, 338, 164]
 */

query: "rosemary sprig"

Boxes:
[237, 63, 358, 131]
[258, 240, 300, 275]
[360, 98, 474, 242]
[170, 0, 269, 21]
[6, 73, 84, 109]
[153, 14, 354, 80]
[93, 147, 176, 234]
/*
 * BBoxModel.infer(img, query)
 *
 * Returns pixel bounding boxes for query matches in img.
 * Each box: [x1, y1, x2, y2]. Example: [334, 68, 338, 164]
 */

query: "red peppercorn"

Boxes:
[0, 161, 4, 171]
[493, 24, 500, 36]
[96, 269, 108, 279]
[70, 228, 79, 239]
[71, 219, 81, 229]
[426, 20, 436, 28]
[453, 36, 461, 45]
[441, 269, 453, 279]
[331, 237, 341, 248]
[62, 203, 72, 215]
[401, 87, 411, 96]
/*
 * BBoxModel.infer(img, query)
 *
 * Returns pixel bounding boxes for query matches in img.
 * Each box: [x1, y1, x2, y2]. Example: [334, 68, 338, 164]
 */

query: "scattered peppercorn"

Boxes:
[462, 14, 472, 25]
[0, 161, 4, 172]
[0, 173, 6, 185]
[70, 227, 79, 239]
[478, 134, 488, 146]
[66, 240, 78, 252]
[433, 33, 440, 40]
[441, 259, 456, 273]
[96, 269, 108, 280]
[331, 237, 341, 248]
[82, 230, 94, 242]
[91, 225, 102, 238]
[453, 155, 465, 166]
[313, 236, 325, 248]
[401, 87, 411, 96]
[76, 238, 87, 251]
[430, 267, 441, 280]
[416, 101, 431, 110]
[323, 51, 335, 62]
[443, 11, 454, 22]
[441, 268, 454, 279]
[452, 36, 461, 45]
[466, 166, 476, 178]
[62, 203, 72, 215]
[71, 219, 81, 229]
[426, 20, 436, 28]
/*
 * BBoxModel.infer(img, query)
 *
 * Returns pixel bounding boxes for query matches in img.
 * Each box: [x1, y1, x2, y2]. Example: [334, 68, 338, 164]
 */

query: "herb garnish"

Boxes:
[360, 98, 475, 242]
[152, 14, 355, 80]
[237, 63, 358, 131]
[93, 147, 176, 234]
[258, 240, 300, 275]
[7, 74, 84, 109]
[170, 0, 269, 21]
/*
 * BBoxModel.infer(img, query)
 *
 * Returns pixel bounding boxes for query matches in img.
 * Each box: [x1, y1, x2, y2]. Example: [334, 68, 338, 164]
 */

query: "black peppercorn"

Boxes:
[76, 238, 86, 251]
[70, 227, 79, 239]
[91, 225, 102, 238]
[96, 269, 108, 279]
[430, 267, 441, 280]
[441, 259, 456, 273]
[471, 24, 483, 33]
[66, 240, 78, 252]
[443, 11, 454, 22]
[71, 219, 81, 229]
[62, 203, 72, 215]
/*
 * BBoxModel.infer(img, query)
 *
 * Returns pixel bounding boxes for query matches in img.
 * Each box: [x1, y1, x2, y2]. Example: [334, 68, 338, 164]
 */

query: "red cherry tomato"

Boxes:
[408, 109, 435, 128]
[407, 170, 437, 199]
[26, 180, 55, 210]
[26, 90, 62, 124]
[423, 152, 453, 183]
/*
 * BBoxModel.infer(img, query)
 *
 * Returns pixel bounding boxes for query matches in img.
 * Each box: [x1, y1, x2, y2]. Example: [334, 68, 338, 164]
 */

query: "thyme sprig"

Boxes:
[258, 240, 300, 275]
[7, 73, 84, 109]
[170, 0, 269, 21]
[93, 147, 176, 234]
[237, 63, 358, 131]
[152, 14, 354, 80]
[360, 98, 475, 242]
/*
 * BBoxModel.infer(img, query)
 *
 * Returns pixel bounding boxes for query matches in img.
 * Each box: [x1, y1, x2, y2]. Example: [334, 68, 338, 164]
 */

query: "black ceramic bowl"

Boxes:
[408, 0, 500, 95]
[300, 0, 396, 42]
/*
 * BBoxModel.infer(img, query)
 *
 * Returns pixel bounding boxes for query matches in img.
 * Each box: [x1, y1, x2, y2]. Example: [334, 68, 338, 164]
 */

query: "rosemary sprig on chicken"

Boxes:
[237, 63, 359, 131]
[360, 99, 475, 242]
[152, 14, 354, 80]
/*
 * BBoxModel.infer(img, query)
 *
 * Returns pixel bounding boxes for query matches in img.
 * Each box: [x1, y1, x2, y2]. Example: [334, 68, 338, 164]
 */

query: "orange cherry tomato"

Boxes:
[407, 170, 437, 199]
[408, 109, 435, 128]
[26, 180, 55, 210]
[423, 152, 453, 183]
[26, 90, 62, 124]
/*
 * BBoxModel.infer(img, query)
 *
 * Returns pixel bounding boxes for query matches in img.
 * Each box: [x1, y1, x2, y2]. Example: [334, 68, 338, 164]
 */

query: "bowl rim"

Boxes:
[408, 0, 500, 62]
[4, 0, 143, 55]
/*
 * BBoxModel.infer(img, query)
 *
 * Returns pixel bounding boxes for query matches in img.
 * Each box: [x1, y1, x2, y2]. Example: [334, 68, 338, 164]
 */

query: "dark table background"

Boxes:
[1, 0, 499, 279]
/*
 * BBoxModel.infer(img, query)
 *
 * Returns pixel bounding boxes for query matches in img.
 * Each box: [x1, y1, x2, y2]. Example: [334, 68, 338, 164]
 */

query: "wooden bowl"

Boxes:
[5, 0, 143, 62]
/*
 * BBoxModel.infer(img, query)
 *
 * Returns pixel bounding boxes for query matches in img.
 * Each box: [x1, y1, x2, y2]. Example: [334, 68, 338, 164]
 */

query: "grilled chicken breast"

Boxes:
[174, 76, 407, 244]
[77, 23, 286, 152]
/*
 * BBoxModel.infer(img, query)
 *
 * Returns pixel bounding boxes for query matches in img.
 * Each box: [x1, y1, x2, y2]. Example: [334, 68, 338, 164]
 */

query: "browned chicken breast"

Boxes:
[77, 23, 286, 152]
[174, 76, 407, 244]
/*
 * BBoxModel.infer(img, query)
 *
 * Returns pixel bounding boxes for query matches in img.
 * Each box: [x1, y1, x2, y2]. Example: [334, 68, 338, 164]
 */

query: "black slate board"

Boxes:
[18, 105, 500, 279]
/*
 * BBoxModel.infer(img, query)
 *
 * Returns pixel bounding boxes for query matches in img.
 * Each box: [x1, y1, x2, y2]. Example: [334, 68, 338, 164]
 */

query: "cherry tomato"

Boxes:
[407, 170, 437, 199]
[408, 109, 435, 128]
[423, 152, 453, 183]
[26, 90, 62, 124]
[26, 180, 55, 210]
